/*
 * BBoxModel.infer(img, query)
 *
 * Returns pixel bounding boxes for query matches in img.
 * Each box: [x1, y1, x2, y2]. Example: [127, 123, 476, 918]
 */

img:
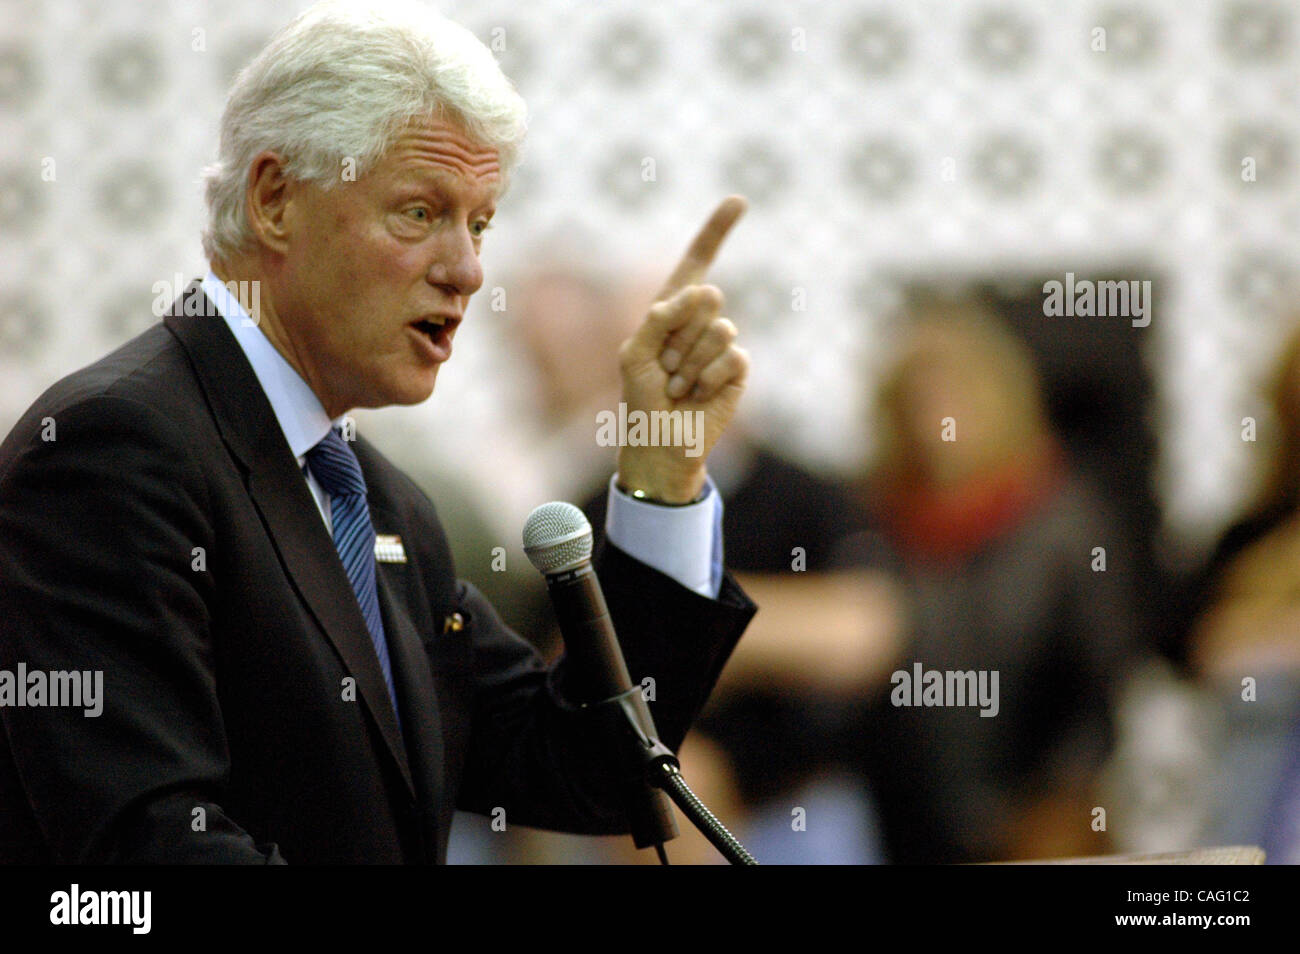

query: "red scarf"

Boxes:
[873, 443, 1064, 565]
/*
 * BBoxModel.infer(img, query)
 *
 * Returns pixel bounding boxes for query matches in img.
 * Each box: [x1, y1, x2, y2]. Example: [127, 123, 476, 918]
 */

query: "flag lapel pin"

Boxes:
[374, 534, 407, 564]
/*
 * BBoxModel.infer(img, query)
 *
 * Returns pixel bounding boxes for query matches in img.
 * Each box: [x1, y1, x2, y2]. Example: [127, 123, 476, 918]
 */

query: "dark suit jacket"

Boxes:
[0, 285, 755, 864]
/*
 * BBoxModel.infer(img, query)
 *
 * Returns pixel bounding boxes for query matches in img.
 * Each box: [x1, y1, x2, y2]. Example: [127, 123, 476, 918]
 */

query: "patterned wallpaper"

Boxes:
[2, 0, 1298, 549]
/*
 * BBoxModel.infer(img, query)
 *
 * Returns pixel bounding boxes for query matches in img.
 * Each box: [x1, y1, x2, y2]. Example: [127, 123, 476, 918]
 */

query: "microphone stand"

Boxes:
[522, 501, 756, 865]
[586, 686, 758, 866]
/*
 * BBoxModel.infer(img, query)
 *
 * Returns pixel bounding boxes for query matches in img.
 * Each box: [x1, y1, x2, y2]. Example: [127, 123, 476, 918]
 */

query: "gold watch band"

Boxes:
[622, 485, 708, 507]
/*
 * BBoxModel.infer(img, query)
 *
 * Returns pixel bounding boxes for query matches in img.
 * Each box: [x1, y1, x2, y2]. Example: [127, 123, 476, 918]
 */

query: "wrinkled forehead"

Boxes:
[378, 117, 505, 196]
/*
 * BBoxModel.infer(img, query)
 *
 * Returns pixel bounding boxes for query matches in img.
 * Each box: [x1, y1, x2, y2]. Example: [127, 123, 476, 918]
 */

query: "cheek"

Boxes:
[328, 232, 403, 325]
[345, 217, 430, 293]
[382, 243, 429, 282]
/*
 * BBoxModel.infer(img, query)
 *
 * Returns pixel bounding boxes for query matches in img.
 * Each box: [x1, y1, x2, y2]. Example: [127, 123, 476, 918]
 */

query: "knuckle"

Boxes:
[702, 319, 735, 346]
[617, 339, 638, 366]
[698, 284, 724, 309]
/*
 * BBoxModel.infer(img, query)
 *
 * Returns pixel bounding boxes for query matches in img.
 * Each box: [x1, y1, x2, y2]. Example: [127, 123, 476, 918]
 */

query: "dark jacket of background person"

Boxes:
[843, 467, 1137, 863]
[841, 308, 1138, 863]
[0, 290, 756, 864]
[585, 441, 867, 807]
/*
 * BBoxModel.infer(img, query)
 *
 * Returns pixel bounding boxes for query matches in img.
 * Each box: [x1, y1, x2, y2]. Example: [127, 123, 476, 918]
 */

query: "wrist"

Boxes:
[615, 469, 708, 506]
[618, 483, 709, 507]
[615, 450, 707, 504]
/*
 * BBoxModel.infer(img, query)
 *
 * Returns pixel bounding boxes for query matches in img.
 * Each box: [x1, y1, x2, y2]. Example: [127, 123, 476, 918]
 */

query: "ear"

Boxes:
[244, 151, 296, 256]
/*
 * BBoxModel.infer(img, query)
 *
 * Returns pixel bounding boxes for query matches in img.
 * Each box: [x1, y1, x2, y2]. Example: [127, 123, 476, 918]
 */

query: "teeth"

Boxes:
[425, 316, 446, 326]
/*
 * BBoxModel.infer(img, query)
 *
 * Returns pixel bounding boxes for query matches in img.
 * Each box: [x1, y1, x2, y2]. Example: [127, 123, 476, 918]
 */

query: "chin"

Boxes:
[392, 371, 440, 407]
[351, 375, 437, 412]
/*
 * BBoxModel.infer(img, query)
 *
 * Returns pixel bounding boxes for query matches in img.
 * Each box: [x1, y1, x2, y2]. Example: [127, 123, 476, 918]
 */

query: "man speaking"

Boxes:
[0, 1, 755, 863]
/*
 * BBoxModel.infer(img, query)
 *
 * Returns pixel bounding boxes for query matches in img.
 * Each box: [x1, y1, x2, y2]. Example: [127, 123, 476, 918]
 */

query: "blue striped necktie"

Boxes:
[305, 428, 399, 719]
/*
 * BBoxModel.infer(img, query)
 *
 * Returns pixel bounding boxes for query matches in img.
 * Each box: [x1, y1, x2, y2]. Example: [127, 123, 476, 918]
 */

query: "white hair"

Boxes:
[201, 0, 527, 263]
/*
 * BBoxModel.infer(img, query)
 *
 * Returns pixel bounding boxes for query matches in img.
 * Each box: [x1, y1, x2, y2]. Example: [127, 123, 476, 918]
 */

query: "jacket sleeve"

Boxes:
[453, 541, 756, 834]
[0, 394, 284, 863]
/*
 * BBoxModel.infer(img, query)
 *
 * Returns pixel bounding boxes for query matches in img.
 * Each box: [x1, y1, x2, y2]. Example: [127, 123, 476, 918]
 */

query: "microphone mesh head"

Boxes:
[522, 502, 593, 574]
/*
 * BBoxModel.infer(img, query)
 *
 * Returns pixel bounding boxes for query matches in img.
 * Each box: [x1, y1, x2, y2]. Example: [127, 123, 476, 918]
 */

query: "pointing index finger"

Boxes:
[654, 195, 748, 303]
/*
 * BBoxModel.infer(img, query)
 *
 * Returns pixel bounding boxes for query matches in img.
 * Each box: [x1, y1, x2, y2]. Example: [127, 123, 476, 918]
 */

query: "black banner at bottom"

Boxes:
[0, 856, 1276, 941]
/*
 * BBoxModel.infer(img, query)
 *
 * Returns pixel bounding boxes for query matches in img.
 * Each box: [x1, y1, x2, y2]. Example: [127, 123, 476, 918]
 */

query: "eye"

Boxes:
[406, 207, 430, 221]
[471, 219, 493, 237]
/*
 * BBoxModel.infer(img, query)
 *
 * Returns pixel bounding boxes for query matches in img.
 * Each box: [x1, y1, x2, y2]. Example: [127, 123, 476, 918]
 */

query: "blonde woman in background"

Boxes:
[838, 298, 1139, 863]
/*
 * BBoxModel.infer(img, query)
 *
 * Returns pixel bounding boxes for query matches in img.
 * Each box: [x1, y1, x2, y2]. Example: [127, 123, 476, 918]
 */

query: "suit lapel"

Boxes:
[163, 286, 415, 800]
[372, 550, 445, 861]
[244, 469, 414, 797]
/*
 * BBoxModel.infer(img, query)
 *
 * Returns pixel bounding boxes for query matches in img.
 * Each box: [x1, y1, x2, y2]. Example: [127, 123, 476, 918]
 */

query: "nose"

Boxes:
[426, 226, 483, 299]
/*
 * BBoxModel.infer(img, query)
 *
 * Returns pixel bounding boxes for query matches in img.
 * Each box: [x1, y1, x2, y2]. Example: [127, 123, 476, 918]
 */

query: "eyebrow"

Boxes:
[390, 171, 500, 210]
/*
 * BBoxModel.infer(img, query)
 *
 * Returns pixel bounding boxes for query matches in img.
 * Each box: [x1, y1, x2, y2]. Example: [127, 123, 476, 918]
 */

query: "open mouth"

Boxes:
[413, 317, 447, 338]
[409, 315, 456, 361]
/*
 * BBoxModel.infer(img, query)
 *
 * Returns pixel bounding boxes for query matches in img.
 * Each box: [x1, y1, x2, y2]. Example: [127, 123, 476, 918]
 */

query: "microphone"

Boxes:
[523, 502, 633, 702]
[522, 501, 679, 848]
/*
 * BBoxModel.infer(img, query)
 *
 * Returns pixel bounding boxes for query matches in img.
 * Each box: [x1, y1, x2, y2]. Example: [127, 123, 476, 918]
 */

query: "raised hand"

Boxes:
[615, 196, 750, 504]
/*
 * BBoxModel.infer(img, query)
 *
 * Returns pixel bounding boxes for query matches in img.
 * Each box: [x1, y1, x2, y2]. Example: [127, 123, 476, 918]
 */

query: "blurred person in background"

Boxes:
[501, 258, 649, 647]
[513, 259, 645, 506]
[1186, 317, 1300, 861]
[837, 296, 1140, 863]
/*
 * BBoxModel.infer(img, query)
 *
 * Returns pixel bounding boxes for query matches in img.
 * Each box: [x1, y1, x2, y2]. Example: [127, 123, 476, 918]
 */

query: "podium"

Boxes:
[995, 845, 1265, 864]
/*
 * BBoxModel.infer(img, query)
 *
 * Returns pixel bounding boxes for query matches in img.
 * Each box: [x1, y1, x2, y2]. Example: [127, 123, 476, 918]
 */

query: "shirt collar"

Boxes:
[201, 269, 346, 460]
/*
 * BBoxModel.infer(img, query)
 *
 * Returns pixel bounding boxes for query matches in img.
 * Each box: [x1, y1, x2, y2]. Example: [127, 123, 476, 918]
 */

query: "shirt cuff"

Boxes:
[604, 473, 723, 599]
